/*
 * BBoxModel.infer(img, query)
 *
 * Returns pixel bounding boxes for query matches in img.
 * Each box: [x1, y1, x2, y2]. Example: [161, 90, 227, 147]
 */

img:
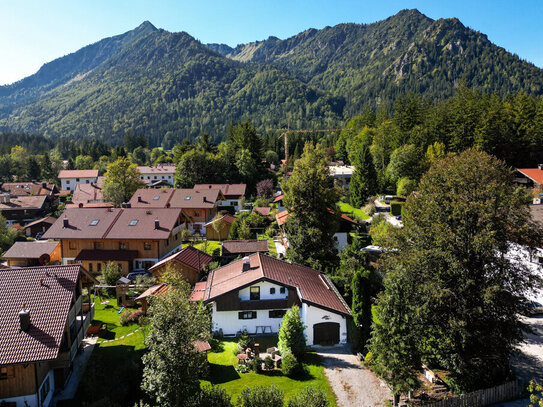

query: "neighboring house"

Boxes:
[148, 246, 212, 284]
[129, 188, 222, 234]
[516, 165, 543, 188]
[0, 264, 97, 407]
[0, 182, 59, 210]
[0, 195, 48, 226]
[222, 240, 269, 258]
[42, 207, 186, 274]
[135, 283, 169, 314]
[58, 170, 99, 192]
[65, 202, 114, 209]
[328, 165, 355, 190]
[192, 253, 351, 345]
[205, 214, 237, 241]
[3, 241, 61, 267]
[72, 182, 105, 205]
[23, 216, 57, 238]
[275, 210, 355, 250]
[273, 194, 285, 212]
[136, 164, 176, 186]
[194, 184, 246, 211]
[253, 207, 271, 217]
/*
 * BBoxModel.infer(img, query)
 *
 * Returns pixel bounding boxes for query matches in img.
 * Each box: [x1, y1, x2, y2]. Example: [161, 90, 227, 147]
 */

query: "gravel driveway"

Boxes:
[315, 345, 390, 407]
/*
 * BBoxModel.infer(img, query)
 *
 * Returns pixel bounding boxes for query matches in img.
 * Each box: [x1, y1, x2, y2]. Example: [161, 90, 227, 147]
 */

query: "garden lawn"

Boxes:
[202, 340, 337, 406]
[92, 297, 140, 341]
[183, 240, 222, 256]
[337, 201, 370, 220]
[257, 234, 278, 256]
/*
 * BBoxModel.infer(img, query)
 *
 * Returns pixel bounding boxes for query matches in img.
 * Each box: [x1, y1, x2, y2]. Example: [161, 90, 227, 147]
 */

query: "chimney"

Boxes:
[154, 218, 160, 229]
[538, 164, 543, 171]
[137, 196, 142, 202]
[242, 256, 251, 272]
[19, 304, 30, 331]
[63, 216, 69, 228]
[42, 182, 47, 188]
[78, 202, 84, 208]
[208, 185, 212, 189]
[166, 202, 171, 208]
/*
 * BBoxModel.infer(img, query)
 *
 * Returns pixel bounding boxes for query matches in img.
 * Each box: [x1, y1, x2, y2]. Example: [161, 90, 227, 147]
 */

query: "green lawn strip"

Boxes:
[183, 240, 222, 255]
[257, 234, 278, 256]
[202, 340, 337, 406]
[92, 297, 141, 341]
[337, 201, 369, 220]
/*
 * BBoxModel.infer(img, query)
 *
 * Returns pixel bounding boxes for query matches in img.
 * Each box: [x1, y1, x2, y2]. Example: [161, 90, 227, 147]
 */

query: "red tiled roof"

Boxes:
[275, 210, 290, 226]
[273, 194, 284, 203]
[0, 182, 57, 196]
[3, 241, 59, 259]
[66, 202, 114, 209]
[201, 253, 350, 316]
[149, 246, 212, 272]
[189, 281, 207, 301]
[129, 188, 220, 209]
[23, 216, 57, 229]
[72, 182, 104, 204]
[205, 214, 237, 226]
[136, 164, 176, 174]
[0, 264, 83, 365]
[193, 184, 246, 199]
[222, 240, 269, 255]
[75, 249, 138, 262]
[58, 169, 99, 179]
[192, 340, 211, 352]
[0, 195, 47, 211]
[253, 207, 271, 216]
[135, 283, 169, 301]
[42, 207, 182, 240]
[518, 168, 543, 185]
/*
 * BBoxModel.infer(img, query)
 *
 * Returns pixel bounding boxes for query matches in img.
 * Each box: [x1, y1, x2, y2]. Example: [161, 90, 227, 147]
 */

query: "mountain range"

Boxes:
[1, 9, 542, 146]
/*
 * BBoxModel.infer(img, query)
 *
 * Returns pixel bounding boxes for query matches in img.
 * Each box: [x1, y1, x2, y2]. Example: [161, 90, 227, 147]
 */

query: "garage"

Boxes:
[313, 322, 340, 345]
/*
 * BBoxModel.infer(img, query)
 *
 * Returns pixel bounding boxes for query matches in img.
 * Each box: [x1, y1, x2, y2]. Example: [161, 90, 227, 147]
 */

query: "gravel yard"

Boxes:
[316, 345, 390, 407]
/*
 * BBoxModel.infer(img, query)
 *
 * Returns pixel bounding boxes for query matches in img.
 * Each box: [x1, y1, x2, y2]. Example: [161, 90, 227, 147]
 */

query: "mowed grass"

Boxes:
[337, 201, 370, 220]
[201, 340, 337, 406]
[91, 296, 140, 340]
[183, 240, 222, 255]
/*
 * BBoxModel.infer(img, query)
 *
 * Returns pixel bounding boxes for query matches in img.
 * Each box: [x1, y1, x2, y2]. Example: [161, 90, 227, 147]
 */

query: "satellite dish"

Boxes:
[39, 253, 51, 265]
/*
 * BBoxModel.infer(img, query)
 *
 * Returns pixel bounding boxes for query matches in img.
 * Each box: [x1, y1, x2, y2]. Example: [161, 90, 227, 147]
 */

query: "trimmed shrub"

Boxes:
[390, 201, 404, 217]
[188, 385, 233, 407]
[281, 352, 300, 377]
[264, 356, 275, 370]
[247, 356, 263, 373]
[287, 386, 329, 407]
[278, 306, 306, 357]
[238, 385, 284, 407]
[129, 310, 145, 324]
[119, 310, 132, 326]
[237, 331, 254, 351]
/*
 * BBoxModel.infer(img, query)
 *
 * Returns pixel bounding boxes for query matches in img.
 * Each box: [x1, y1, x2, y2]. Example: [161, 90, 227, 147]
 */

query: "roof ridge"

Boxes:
[321, 273, 352, 314]
[103, 208, 124, 239]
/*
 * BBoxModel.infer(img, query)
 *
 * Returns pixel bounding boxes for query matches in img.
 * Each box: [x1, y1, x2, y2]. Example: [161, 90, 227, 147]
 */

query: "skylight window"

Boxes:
[129, 220, 138, 226]
[153, 196, 159, 200]
[185, 196, 191, 200]
[89, 220, 99, 226]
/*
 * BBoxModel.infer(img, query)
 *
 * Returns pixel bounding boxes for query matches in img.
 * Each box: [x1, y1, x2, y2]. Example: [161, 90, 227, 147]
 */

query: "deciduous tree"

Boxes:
[103, 157, 145, 206]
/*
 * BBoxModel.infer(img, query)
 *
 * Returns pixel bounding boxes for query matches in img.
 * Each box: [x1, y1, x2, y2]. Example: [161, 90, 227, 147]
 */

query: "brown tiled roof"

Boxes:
[273, 194, 284, 203]
[0, 182, 57, 196]
[205, 214, 237, 226]
[192, 340, 211, 352]
[66, 202, 114, 209]
[136, 164, 176, 174]
[253, 207, 271, 216]
[150, 246, 212, 272]
[189, 281, 207, 301]
[129, 188, 220, 209]
[193, 184, 246, 199]
[23, 216, 57, 229]
[42, 207, 182, 240]
[0, 195, 47, 211]
[201, 253, 350, 316]
[222, 240, 269, 255]
[0, 264, 82, 365]
[3, 241, 59, 259]
[58, 169, 98, 179]
[72, 182, 104, 204]
[135, 283, 170, 301]
[276, 210, 290, 226]
[75, 249, 138, 262]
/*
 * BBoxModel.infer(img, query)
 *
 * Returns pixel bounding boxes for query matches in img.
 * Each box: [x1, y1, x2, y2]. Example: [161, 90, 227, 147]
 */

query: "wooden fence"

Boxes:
[421, 380, 524, 407]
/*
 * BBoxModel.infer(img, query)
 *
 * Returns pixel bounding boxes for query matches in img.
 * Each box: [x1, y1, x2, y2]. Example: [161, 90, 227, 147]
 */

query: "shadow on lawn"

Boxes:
[208, 363, 240, 384]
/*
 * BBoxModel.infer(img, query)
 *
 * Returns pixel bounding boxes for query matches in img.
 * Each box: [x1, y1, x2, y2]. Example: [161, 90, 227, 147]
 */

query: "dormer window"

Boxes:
[89, 220, 99, 226]
[129, 220, 138, 226]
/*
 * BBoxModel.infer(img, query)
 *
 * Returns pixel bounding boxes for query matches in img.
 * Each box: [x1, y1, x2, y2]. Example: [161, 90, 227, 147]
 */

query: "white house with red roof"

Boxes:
[192, 253, 351, 346]
[58, 170, 99, 192]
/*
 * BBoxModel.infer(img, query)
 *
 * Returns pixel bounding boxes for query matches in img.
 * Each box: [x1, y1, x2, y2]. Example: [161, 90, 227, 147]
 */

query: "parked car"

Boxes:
[527, 300, 543, 315]
[127, 271, 152, 281]
[35, 232, 43, 240]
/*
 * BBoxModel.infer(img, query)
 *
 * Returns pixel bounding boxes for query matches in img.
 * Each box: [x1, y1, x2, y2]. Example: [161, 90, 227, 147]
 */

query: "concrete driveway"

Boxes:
[315, 344, 390, 407]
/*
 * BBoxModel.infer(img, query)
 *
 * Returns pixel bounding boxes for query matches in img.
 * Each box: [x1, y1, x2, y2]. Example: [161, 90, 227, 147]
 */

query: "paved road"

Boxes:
[315, 345, 390, 407]
[510, 314, 543, 383]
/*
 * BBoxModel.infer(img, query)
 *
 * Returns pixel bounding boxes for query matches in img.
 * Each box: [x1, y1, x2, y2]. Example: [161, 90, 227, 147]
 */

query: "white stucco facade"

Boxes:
[301, 302, 348, 346]
[333, 232, 348, 250]
[61, 177, 98, 191]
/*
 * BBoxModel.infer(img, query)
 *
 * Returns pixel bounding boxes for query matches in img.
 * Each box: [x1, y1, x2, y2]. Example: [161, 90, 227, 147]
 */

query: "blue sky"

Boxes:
[1, 0, 542, 85]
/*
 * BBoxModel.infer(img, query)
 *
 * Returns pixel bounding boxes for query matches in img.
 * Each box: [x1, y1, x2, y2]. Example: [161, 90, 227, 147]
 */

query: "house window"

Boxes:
[88, 263, 93, 273]
[0, 366, 10, 380]
[76, 178, 80, 182]
[86, 180, 89, 183]
[269, 310, 286, 318]
[94, 242, 102, 250]
[193, 224, 201, 231]
[270, 287, 276, 294]
[279, 287, 286, 294]
[129, 220, 138, 226]
[144, 242, 152, 250]
[66, 180, 70, 184]
[89, 220, 99, 226]
[69, 241, 76, 250]
[238, 311, 257, 319]
[250, 286, 260, 301]
[97, 263, 102, 272]
[119, 242, 127, 250]
[194, 211, 200, 217]
[118, 263, 123, 271]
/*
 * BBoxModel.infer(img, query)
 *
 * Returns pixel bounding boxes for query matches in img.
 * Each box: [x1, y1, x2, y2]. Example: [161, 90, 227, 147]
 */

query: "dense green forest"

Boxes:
[1, 9, 542, 146]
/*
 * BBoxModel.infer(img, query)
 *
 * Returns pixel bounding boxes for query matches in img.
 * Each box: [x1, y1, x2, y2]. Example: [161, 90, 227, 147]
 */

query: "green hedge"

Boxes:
[390, 201, 404, 216]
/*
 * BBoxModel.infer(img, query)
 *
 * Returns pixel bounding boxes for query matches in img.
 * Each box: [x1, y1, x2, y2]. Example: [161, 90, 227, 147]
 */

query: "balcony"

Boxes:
[68, 295, 83, 326]
[216, 297, 300, 312]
